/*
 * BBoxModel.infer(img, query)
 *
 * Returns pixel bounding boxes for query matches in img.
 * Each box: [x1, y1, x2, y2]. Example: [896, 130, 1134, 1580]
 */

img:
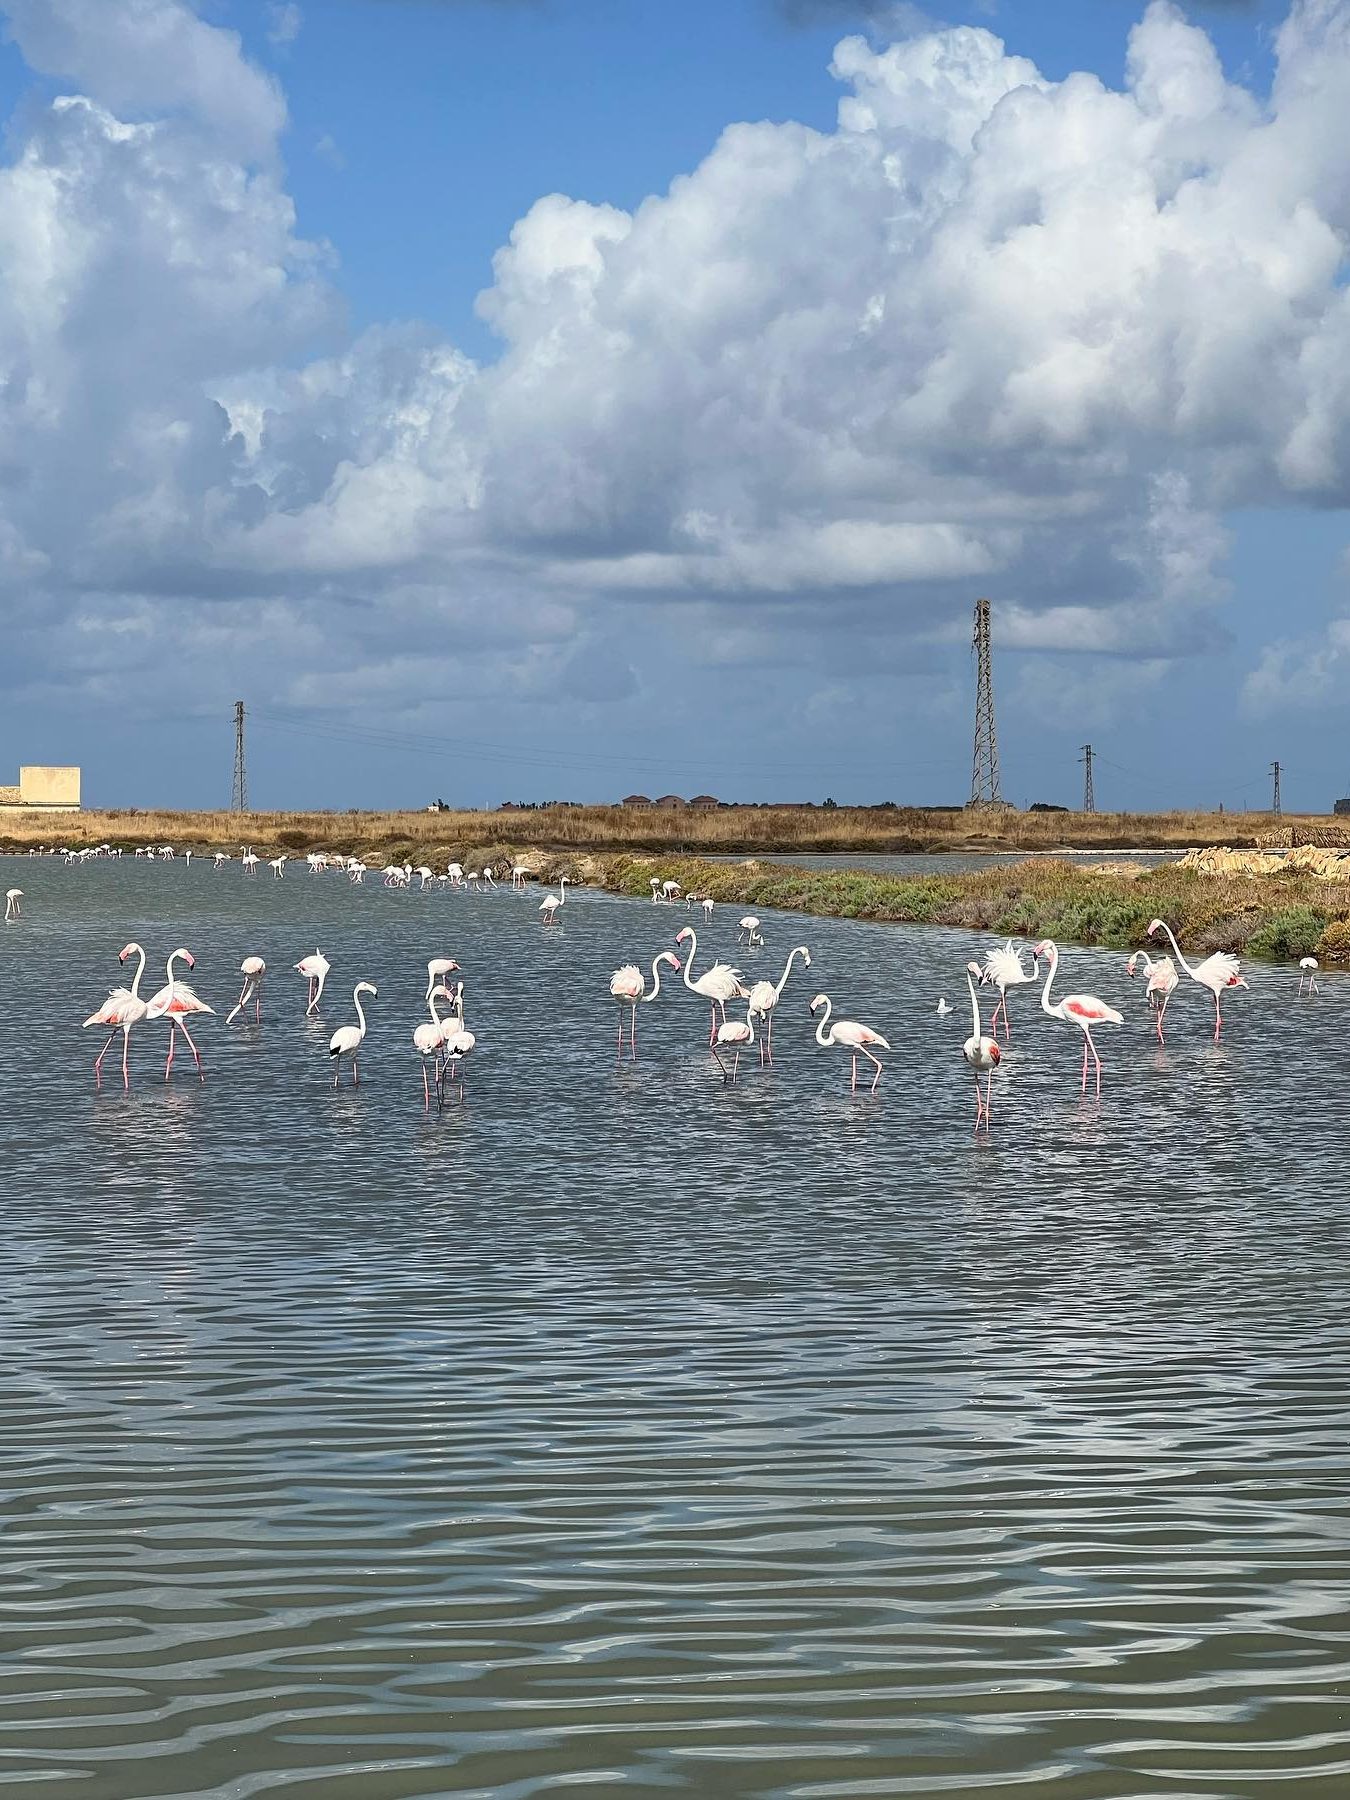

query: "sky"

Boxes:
[1, 0, 1348, 813]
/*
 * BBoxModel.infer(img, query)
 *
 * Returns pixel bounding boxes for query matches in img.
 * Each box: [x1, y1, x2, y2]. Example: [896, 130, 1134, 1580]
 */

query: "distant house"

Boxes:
[1336, 798, 1350, 816]
[654, 794, 687, 809]
[498, 802, 520, 812]
[689, 794, 720, 810]
[621, 794, 652, 808]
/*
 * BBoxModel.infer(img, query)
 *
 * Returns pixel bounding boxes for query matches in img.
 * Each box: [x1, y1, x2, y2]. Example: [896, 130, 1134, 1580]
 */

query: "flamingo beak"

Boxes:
[183, 952, 195, 968]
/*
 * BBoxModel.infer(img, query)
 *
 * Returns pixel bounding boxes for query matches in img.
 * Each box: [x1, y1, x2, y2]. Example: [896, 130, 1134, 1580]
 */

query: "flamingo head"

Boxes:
[659, 952, 681, 972]
[1031, 940, 1054, 962]
[965, 961, 985, 981]
[117, 943, 138, 963]
[176, 948, 195, 969]
[676, 926, 693, 945]
[1146, 918, 1166, 938]
[808, 994, 827, 1014]
[1126, 954, 1140, 977]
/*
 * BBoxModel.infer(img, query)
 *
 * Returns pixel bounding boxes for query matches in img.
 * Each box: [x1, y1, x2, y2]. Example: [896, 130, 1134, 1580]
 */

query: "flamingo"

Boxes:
[226, 955, 266, 1025]
[1147, 919, 1247, 1040]
[1126, 949, 1179, 1041]
[539, 876, 570, 924]
[439, 988, 474, 1101]
[650, 877, 663, 904]
[746, 945, 811, 1065]
[674, 926, 748, 1043]
[83, 942, 149, 1089]
[4, 888, 21, 922]
[980, 941, 1037, 1040]
[1033, 940, 1123, 1095]
[1298, 956, 1320, 996]
[962, 962, 1001, 1130]
[662, 880, 682, 903]
[711, 1006, 755, 1083]
[329, 982, 376, 1088]
[737, 915, 763, 948]
[145, 948, 215, 1082]
[701, 896, 714, 921]
[609, 951, 681, 1060]
[415, 982, 455, 1109]
[426, 957, 460, 1001]
[511, 864, 530, 890]
[295, 950, 331, 1015]
[809, 993, 890, 1093]
[241, 848, 259, 875]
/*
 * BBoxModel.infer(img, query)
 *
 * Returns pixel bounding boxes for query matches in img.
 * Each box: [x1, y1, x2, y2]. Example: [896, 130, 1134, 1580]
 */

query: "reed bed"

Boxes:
[0, 803, 1314, 859]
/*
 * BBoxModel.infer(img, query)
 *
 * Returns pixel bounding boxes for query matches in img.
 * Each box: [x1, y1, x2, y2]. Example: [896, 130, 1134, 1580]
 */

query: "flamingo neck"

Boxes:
[1154, 920, 1194, 978]
[774, 947, 809, 1001]
[967, 968, 982, 1039]
[165, 951, 182, 989]
[644, 954, 669, 1002]
[353, 988, 369, 1035]
[126, 945, 146, 997]
[1039, 949, 1059, 1016]
[680, 930, 700, 991]
[813, 998, 833, 1047]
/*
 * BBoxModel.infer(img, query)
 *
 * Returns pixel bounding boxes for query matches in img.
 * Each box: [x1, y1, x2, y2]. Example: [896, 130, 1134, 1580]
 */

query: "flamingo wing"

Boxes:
[610, 965, 643, 999]
[982, 943, 1029, 987]
[1064, 994, 1124, 1025]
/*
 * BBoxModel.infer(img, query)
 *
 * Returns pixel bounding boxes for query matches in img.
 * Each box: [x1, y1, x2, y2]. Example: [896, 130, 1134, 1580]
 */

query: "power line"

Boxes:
[969, 597, 1003, 807]
[231, 701, 247, 813]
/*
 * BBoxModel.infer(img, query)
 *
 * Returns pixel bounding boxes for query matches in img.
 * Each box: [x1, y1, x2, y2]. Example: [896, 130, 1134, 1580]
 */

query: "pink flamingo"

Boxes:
[295, 950, 330, 1015]
[809, 993, 890, 1093]
[711, 1006, 755, 1082]
[415, 983, 455, 1109]
[980, 941, 1037, 1040]
[1033, 940, 1122, 1095]
[962, 962, 1000, 1129]
[83, 942, 149, 1089]
[145, 948, 215, 1082]
[1126, 948, 1178, 1041]
[675, 926, 747, 1043]
[609, 951, 681, 1059]
[1147, 919, 1247, 1040]
[746, 945, 812, 1065]
[226, 956, 266, 1024]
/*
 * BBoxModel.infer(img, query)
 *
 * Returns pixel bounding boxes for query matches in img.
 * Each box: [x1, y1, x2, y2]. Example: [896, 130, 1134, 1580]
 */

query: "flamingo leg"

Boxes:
[1213, 993, 1222, 1041]
[333, 1056, 341, 1090]
[765, 1011, 774, 1065]
[122, 1029, 131, 1090]
[351, 1054, 359, 1087]
[178, 1019, 206, 1081]
[93, 1031, 117, 1087]
[1156, 992, 1168, 1043]
[630, 1004, 638, 1061]
[255, 983, 262, 1023]
[864, 1048, 884, 1093]
[1079, 1033, 1089, 1093]
[422, 1063, 430, 1110]
[711, 1044, 730, 1082]
[1084, 1025, 1102, 1095]
[617, 1014, 624, 1059]
[972, 1071, 984, 1129]
[985, 1071, 993, 1124]
[164, 1025, 176, 1081]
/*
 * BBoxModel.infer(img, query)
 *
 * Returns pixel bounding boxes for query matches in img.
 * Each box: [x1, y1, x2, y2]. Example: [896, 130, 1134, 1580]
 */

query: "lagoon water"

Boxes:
[1, 855, 1348, 1799]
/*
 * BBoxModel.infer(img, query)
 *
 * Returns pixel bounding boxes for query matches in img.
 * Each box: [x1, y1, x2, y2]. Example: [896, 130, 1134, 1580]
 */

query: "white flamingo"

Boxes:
[711, 1006, 755, 1083]
[1147, 919, 1247, 1040]
[145, 948, 215, 1082]
[1126, 949, 1179, 1041]
[737, 915, 763, 948]
[980, 941, 1037, 1040]
[1034, 940, 1123, 1095]
[962, 962, 1001, 1130]
[329, 982, 376, 1088]
[675, 926, 747, 1042]
[83, 942, 149, 1089]
[295, 950, 331, 1015]
[4, 888, 21, 922]
[609, 950, 681, 1060]
[415, 982, 455, 1108]
[539, 876, 570, 924]
[226, 955, 266, 1025]
[746, 945, 811, 1065]
[809, 993, 890, 1093]
[1298, 956, 1320, 996]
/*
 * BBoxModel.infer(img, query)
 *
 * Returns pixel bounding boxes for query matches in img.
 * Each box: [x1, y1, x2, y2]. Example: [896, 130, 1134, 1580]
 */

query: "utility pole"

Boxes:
[1080, 743, 1095, 813]
[969, 597, 1003, 808]
[232, 700, 248, 813]
[1270, 760, 1282, 817]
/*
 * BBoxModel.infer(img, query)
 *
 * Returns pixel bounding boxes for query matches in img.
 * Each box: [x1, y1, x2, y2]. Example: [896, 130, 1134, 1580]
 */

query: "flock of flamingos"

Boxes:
[4, 842, 1329, 1125]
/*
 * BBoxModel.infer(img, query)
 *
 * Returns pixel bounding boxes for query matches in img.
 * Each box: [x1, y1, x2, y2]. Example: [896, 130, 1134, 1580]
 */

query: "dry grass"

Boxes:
[0, 803, 1321, 859]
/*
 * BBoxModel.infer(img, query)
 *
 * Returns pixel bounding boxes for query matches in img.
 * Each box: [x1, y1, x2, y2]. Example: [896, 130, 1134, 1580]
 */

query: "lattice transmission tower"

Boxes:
[1080, 743, 1095, 814]
[231, 700, 248, 813]
[1270, 760, 1282, 817]
[969, 597, 1004, 808]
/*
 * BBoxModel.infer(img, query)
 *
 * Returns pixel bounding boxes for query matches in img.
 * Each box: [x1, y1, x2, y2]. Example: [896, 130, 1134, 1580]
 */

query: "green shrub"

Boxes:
[1247, 906, 1328, 960]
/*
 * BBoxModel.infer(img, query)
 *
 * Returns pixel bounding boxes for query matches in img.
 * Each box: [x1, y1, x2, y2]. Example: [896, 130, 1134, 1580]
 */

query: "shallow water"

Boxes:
[1, 856, 1347, 1799]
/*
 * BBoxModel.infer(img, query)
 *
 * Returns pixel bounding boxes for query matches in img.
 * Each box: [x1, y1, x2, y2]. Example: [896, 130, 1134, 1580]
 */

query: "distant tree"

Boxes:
[823, 796, 837, 809]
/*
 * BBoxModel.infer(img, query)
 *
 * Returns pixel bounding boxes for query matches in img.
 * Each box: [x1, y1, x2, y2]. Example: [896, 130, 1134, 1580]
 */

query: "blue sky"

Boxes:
[1, 0, 1347, 812]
